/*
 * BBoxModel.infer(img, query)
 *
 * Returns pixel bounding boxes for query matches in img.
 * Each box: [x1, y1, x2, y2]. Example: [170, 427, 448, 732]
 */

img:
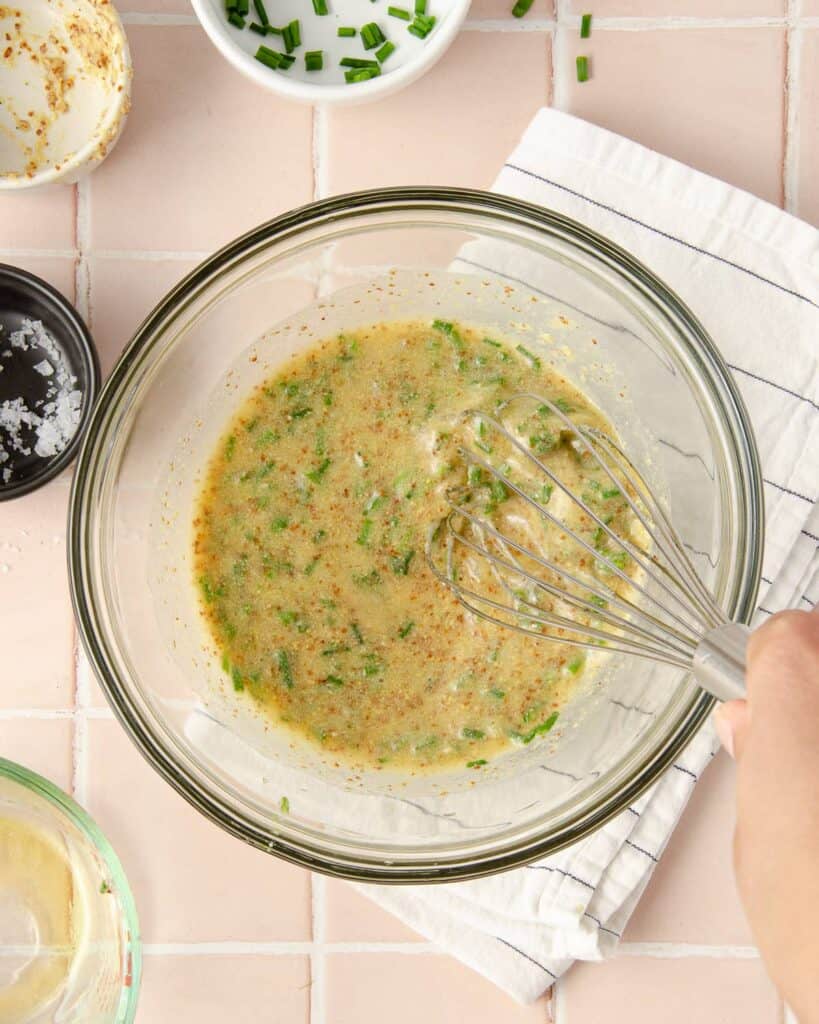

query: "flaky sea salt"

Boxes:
[0, 318, 84, 485]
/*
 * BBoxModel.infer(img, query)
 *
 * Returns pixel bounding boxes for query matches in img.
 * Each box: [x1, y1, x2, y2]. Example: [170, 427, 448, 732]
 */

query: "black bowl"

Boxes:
[0, 264, 99, 501]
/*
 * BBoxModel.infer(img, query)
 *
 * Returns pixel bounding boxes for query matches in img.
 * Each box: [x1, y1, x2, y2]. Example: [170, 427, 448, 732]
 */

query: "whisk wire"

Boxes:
[427, 392, 727, 670]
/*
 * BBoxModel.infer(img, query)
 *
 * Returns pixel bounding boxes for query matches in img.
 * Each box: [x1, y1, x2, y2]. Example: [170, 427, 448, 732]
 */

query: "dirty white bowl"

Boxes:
[191, 0, 470, 105]
[0, 0, 131, 190]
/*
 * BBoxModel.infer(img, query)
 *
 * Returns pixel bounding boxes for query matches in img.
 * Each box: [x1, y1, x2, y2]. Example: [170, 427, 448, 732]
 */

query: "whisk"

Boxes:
[426, 393, 750, 703]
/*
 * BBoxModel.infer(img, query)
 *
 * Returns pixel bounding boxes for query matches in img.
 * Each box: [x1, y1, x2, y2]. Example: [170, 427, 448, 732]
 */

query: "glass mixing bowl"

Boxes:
[68, 188, 763, 882]
[0, 758, 140, 1022]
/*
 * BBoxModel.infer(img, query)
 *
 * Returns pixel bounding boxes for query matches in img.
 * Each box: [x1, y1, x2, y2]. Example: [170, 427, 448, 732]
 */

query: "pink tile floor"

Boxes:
[2, 0, 815, 1019]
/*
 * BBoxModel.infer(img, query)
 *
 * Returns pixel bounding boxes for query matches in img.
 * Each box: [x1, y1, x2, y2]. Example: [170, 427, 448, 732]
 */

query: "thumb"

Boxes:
[714, 699, 751, 759]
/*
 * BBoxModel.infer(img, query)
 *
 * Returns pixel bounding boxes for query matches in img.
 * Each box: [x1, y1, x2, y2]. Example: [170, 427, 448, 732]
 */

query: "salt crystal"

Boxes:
[0, 319, 84, 483]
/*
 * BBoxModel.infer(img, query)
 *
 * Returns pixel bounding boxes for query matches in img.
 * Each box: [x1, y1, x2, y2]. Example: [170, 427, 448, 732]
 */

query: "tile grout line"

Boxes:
[616, 942, 761, 959]
[551, 0, 570, 113]
[783, 0, 803, 215]
[309, 874, 327, 1024]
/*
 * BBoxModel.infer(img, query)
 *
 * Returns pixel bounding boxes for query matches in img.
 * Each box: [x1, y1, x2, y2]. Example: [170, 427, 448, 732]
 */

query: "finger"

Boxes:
[714, 699, 751, 759]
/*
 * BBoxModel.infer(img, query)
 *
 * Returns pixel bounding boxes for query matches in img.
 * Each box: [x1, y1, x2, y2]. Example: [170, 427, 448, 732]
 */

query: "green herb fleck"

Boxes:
[280, 796, 290, 813]
[275, 649, 294, 689]
[466, 759, 488, 768]
[462, 727, 486, 740]
[390, 549, 415, 575]
[398, 620, 415, 638]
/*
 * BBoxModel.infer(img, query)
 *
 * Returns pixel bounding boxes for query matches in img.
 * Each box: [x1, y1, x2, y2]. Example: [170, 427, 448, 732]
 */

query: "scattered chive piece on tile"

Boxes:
[252, 0, 269, 24]
[576, 54, 589, 81]
[388, 5, 411, 18]
[227, 11, 246, 28]
[340, 56, 379, 66]
[249, 20, 267, 33]
[376, 39, 396, 61]
[305, 49, 324, 69]
[580, 12, 592, 37]
[511, 0, 533, 16]
[338, 24, 356, 35]
[312, 0, 329, 14]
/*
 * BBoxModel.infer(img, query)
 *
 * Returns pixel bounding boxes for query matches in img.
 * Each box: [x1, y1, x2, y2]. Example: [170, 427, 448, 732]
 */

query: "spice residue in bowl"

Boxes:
[193, 319, 641, 771]
[0, 0, 130, 182]
[0, 318, 83, 484]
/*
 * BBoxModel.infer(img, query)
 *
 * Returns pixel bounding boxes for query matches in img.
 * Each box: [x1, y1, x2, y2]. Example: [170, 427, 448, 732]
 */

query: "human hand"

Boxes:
[714, 605, 819, 1024]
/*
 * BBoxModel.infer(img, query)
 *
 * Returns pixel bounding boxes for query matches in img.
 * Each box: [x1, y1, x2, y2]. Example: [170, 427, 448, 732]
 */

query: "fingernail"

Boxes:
[713, 705, 735, 758]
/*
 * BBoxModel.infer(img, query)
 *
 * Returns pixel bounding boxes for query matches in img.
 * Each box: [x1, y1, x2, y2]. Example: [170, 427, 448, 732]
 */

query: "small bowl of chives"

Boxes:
[190, 0, 471, 104]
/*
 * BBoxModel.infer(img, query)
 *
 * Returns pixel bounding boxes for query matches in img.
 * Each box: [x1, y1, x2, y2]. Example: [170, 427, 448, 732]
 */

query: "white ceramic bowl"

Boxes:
[191, 0, 470, 105]
[0, 0, 131, 190]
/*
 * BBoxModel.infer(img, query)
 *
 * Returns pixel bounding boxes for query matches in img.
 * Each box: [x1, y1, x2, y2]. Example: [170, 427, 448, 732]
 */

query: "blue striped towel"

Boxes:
[356, 108, 819, 1003]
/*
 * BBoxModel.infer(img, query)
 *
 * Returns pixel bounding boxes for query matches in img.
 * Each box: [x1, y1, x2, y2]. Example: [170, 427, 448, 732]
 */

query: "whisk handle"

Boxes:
[692, 623, 751, 702]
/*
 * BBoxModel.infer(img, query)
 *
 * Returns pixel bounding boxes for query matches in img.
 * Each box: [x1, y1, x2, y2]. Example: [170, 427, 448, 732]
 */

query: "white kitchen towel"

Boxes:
[355, 109, 819, 1004]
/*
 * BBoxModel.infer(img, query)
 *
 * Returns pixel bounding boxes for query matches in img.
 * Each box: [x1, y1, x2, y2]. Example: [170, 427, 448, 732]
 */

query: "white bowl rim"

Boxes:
[191, 0, 471, 106]
[0, 0, 132, 191]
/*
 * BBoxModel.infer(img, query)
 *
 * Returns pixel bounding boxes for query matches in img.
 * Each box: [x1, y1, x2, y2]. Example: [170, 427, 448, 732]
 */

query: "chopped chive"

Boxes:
[567, 654, 585, 675]
[466, 759, 488, 768]
[289, 18, 301, 45]
[388, 5, 411, 17]
[271, 516, 289, 531]
[324, 675, 344, 688]
[227, 12, 246, 28]
[249, 20, 267, 33]
[236, 0, 249, 13]
[398, 620, 415, 638]
[344, 67, 381, 82]
[338, 25, 356, 35]
[306, 458, 331, 482]
[375, 39, 396, 61]
[231, 665, 244, 691]
[576, 54, 589, 82]
[226, 0, 239, 10]
[408, 14, 435, 37]
[414, 0, 426, 11]
[462, 727, 485, 740]
[280, 796, 290, 813]
[580, 12, 592, 37]
[252, 0, 269, 23]
[601, 486, 621, 499]
[482, 336, 501, 348]
[255, 45, 293, 69]
[511, 0, 533, 15]
[489, 688, 506, 699]
[356, 517, 374, 545]
[322, 643, 350, 656]
[340, 56, 379, 67]
[515, 343, 541, 369]
[351, 622, 365, 644]
[312, 0, 329, 12]
[353, 568, 382, 586]
[390, 549, 415, 575]
[275, 649, 294, 689]
[305, 49, 323, 70]
[360, 21, 386, 48]
[515, 712, 559, 744]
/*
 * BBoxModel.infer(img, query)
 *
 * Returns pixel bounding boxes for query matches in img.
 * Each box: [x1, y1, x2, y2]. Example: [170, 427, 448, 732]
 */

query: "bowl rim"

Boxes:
[190, 0, 471, 106]
[0, 262, 101, 500]
[0, 0, 132, 190]
[68, 187, 764, 882]
[0, 756, 142, 1020]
